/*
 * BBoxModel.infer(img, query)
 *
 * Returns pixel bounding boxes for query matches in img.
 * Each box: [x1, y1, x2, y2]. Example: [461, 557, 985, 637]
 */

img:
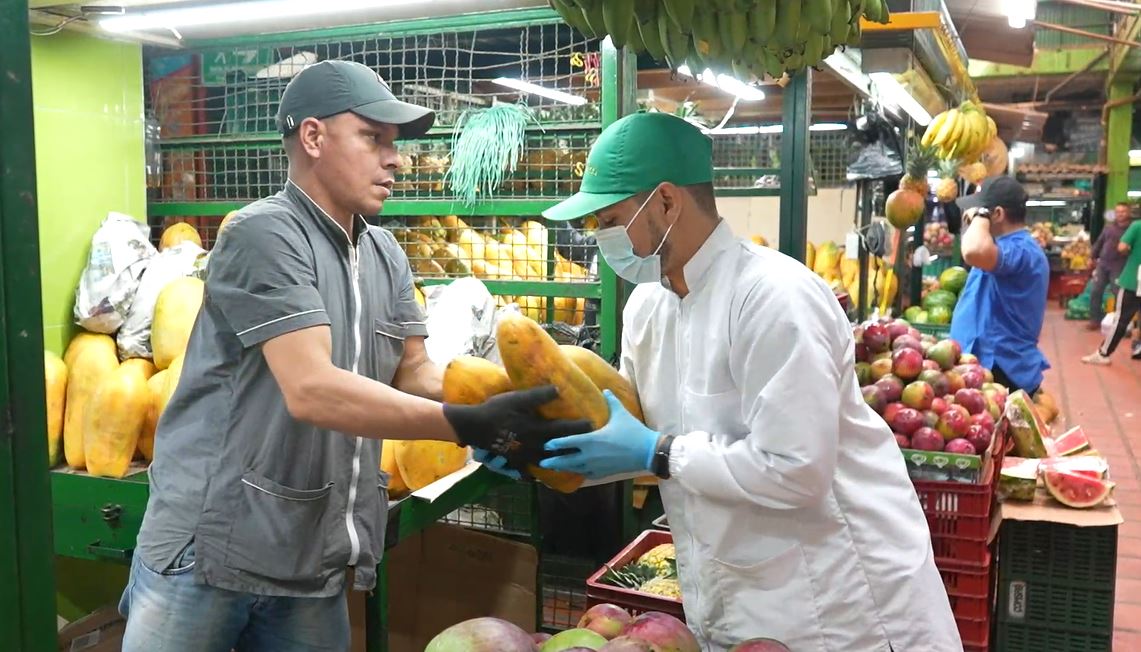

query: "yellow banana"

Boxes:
[923, 111, 948, 147]
[933, 108, 959, 148]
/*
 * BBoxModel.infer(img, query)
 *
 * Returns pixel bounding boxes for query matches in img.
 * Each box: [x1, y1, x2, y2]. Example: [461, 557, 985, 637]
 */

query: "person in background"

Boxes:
[119, 61, 586, 652]
[1085, 202, 1134, 331]
[479, 111, 963, 651]
[1083, 214, 1141, 365]
[950, 176, 1051, 396]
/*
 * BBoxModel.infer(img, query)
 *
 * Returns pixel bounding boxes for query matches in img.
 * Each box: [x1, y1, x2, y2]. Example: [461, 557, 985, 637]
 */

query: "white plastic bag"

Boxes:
[423, 277, 501, 366]
[116, 241, 208, 360]
[73, 212, 157, 334]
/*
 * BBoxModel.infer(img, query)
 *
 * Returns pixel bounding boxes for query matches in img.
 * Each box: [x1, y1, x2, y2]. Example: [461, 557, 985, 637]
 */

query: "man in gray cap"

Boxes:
[119, 60, 587, 651]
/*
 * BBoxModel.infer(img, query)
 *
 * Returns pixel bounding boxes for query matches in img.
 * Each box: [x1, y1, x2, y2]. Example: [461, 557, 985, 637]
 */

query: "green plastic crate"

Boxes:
[912, 322, 952, 339]
[995, 520, 1117, 648]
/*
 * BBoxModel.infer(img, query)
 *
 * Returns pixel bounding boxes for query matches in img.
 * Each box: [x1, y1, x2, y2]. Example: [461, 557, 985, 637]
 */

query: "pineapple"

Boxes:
[959, 161, 988, 186]
[935, 159, 960, 204]
[900, 142, 937, 197]
[601, 561, 660, 590]
[639, 576, 682, 599]
[637, 543, 676, 575]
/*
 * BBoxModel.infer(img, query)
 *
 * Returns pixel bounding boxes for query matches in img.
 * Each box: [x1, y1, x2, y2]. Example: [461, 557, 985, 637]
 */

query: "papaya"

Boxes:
[151, 277, 205, 370]
[392, 439, 470, 492]
[121, 358, 158, 380]
[558, 345, 644, 423]
[159, 221, 203, 251]
[63, 336, 120, 469]
[44, 351, 68, 466]
[380, 440, 410, 497]
[496, 313, 609, 493]
[138, 369, 169, 462]
[83, 363, 150, 478]
[218, 210, 240, 235]
[443, 355, 514, 404]
[63, 331, 114, 370]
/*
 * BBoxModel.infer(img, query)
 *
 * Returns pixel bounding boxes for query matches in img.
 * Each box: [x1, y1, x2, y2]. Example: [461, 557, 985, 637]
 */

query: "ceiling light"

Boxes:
[1130, 149, 1141, 158]
[702, 123, 848, 136]
[491, 78, 587, 106]
[100, 0, 434, 32]
[1027, 200, 1066, 206]
[868, 72, 932, 126]
[677, 65, 766, 102]
[1129, 191, 1141, 198]
[1010, 146, 1026, 158]
[1005, 0, 1037, 30]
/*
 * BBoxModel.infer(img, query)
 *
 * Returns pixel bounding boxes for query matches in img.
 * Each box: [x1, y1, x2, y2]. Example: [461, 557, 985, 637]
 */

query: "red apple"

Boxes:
[930, 396, 949, 415]
[937, 405, 970, 440]
[870, 357, 893, 381]
[882, 402, 906, 424]
[891, 407, 924, 435]
[954, 388, 987, 415]
[875, 375, 904, 403]
[945, 370, 966, 394]
[863, 323, 891, 353]
[969, 411, 995, 432]
[910, 427, 944, 451]
[901, 381, 935, 410]
[965, 424, 993, 455]
[894, 433, 911, 448]
[892, 348, 924, 381]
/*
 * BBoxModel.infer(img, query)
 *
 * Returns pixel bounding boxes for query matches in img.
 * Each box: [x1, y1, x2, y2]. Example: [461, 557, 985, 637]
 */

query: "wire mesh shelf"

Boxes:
[711, 129, 849, 190]
[145, 21, 603, 205]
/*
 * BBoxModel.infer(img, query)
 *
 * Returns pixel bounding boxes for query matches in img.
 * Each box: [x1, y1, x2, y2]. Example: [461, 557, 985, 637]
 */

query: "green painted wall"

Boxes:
[31, 31, 146, 356]
[30, 31, 146, 620]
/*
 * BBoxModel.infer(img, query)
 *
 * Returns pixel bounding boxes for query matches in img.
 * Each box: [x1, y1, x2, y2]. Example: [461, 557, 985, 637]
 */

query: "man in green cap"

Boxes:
[518, 111, 961, 650]
[120, 59, 589, 651]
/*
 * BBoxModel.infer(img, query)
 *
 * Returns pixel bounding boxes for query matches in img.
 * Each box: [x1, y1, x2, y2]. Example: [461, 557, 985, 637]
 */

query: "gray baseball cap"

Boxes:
[276, 60, 435, 138]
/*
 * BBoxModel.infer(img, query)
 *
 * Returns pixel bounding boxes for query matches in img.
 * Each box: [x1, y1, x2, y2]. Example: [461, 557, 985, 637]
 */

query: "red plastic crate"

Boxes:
[586, 530, 685, 621]
[932, 535, 991, 566]
[958, 617, 990, 650]
[939, 552, 994, 599]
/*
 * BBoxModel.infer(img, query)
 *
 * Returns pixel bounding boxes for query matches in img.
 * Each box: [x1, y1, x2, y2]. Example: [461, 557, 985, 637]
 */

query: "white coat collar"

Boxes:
[671, 219, 735, 295]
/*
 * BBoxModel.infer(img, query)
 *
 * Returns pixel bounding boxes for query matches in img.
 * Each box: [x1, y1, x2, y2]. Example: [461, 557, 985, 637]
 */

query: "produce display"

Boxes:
[1060, 234, 1091, 270]
[807, 240, 898, 314]
[885, 142, 936, 230]
[393, 216, 590, 324]
[1029, 221, 1053, 249]
[48, 221, 207, 477]
[921, 100, 998, 167]
[905, 265, 967, 326]
[853, 317, 1008, 482]
[922, 220, 954, 255]
[600, 542, 681, 599]
[425, 606, 786, 651]
[546, 0, 890, 80]
[999, 421, 1114, 509]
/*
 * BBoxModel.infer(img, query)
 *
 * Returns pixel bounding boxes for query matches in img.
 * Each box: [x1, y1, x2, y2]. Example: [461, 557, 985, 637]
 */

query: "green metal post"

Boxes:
[1105, 79, 1135, 209]
[779, 70, 812, 262]
[0, 1, 58, 649]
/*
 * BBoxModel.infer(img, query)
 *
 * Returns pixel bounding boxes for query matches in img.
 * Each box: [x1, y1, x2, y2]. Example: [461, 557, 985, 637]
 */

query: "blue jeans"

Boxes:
[119, 542, 350, 652]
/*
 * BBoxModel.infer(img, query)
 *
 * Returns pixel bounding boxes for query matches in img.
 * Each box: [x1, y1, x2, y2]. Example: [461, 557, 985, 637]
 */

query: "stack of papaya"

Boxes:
[382, 312, 649, 498]
[393, 216, 590, 325]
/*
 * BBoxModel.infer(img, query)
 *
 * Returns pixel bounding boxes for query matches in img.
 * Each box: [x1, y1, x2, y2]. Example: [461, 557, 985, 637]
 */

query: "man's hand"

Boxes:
[538, 391, 661, 480]
[443, 386, 592, 464]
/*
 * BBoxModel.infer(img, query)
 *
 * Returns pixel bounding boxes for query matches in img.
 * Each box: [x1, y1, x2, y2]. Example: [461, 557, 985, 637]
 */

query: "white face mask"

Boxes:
[595, 187, 676, 284]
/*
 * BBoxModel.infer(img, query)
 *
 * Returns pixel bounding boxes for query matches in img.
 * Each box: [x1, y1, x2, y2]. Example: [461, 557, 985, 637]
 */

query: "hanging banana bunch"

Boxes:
[547, 0, 890, 80]
[921, 99, 999, 165]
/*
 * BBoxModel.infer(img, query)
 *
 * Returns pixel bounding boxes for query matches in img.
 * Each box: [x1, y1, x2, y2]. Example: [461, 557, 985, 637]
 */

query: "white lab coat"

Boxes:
[618, 222, 962, 652]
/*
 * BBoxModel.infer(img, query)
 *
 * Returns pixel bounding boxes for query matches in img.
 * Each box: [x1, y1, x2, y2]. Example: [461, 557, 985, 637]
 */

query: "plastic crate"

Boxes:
[940, 555, 994, 603]
[956, 617, 989, 649]
[996, 520, 1117, 634]
[994, 623, 1112, 651]
[915, 464, 997, 543]
[911, 321, 952, 339]
[585, 530, 685, 621]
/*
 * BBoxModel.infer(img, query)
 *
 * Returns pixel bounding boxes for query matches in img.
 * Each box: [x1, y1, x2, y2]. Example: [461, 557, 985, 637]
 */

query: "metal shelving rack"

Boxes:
[1, 5, 813, 652]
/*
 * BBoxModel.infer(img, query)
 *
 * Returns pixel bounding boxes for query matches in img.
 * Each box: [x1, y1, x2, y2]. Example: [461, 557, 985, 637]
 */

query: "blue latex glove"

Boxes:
[472, 448, 522, 481]
[538, 390, 661, 480]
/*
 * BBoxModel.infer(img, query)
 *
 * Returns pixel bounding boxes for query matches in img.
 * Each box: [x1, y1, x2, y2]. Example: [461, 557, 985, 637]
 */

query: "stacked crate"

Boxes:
[993, 520, 1118, 651]
[911, 420, 1009, 651]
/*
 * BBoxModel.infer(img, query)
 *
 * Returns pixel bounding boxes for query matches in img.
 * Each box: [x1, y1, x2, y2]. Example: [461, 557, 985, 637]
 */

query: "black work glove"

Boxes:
[443, 385, 592, 467]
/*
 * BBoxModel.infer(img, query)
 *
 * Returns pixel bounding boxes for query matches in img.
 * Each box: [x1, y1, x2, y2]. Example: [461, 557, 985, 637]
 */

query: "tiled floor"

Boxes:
[1036, 307, 1141, 649]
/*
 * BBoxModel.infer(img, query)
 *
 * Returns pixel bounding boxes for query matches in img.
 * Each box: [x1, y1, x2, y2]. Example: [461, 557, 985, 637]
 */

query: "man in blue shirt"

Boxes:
[950, 176, 1051, 395]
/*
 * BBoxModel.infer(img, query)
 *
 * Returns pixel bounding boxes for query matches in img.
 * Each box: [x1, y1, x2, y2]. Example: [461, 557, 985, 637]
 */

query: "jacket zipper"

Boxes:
[345, 244, 364, 566]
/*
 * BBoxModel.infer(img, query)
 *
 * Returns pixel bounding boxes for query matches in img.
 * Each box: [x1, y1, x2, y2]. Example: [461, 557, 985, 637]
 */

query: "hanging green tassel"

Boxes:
[445, 101, 537, 206]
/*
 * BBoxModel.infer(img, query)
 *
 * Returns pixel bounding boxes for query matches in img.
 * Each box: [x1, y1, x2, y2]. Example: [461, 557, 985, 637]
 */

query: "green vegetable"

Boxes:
[445, 101, 537, 206]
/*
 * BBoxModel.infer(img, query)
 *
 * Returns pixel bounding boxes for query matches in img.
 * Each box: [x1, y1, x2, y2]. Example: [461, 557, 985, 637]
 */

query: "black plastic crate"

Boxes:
[996, 520, 1117, 635]
[994, 622, 1113, 652]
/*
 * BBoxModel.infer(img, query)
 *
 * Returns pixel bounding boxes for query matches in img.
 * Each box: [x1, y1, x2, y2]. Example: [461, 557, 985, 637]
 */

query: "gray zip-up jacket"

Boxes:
[134, 180, 426, 597]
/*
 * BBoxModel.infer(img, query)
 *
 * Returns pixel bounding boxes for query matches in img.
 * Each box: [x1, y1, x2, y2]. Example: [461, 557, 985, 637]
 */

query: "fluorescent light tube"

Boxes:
[1128, 191, 1141, 198]
[492, 78, 587, 106]
[101, 0, 434, 33]
[703, 122, 848, 136]
[1027, 200, 1066, 207]
[677, 66, 765, 102]
[868, 72, 932, 126]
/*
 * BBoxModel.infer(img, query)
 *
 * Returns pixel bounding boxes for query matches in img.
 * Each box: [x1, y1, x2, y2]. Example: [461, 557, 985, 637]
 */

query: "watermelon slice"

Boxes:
[999, 457, 1040, 502]
[1005, 390, 1050, 458]
[1040, 455, 1108, 479]
[1051, 426, 1090, 456]
[1043, 470, 1114, 508]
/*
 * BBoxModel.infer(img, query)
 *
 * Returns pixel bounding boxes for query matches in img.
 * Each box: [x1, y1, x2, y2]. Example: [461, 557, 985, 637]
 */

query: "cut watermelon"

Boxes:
[1043, 470, 1114, 508]
[1040, 455, 1108, 479]
[1005, 390, 1050, 458]
[1051, 426, 1090, 456]
[999, 457, 1040, 502]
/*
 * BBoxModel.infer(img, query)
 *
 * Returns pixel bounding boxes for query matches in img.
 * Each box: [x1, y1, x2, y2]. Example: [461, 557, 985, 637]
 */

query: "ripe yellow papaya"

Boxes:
[138, 369, 169, 462]
[558, 345, 644, 423]
[496, 313, 609, 493]
[152, 277, 204, 369]
[121, 358, 158, 380]
[392, 439, 470, 492]
[44, 351, 68, 466]
[63, 331, 113, 369]
[380, 440, 410, 497]
[63, 337, 120, 469]
[83, 364, 150, 478]
[443, 355, 514, 403]
[159, 221, 202, 251]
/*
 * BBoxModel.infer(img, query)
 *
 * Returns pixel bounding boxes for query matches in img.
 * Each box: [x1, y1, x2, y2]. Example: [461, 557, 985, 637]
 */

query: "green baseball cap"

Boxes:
[276, 60, 435, 138]
[543, 111, 714, 221]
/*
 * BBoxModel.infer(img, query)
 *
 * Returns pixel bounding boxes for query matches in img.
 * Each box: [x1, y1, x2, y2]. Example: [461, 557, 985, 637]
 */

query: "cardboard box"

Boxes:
[57, 605, 125, 652]
[379, 523, 538, 652]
